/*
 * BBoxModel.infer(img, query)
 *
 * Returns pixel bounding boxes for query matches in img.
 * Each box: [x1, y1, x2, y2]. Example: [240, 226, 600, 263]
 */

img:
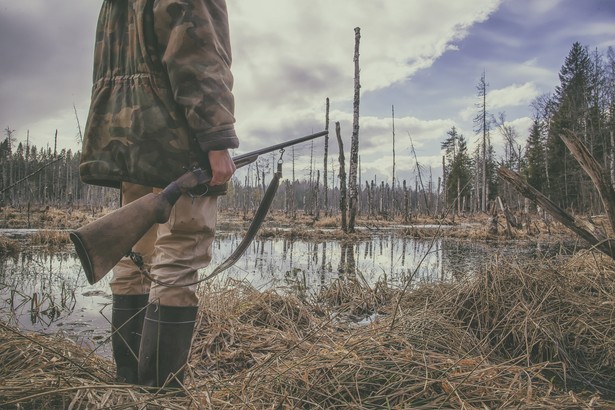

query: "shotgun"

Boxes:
[70, 130, 328, 285]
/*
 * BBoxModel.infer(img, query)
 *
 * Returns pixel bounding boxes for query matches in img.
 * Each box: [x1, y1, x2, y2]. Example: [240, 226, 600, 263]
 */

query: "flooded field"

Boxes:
[0, 229, 572, 358]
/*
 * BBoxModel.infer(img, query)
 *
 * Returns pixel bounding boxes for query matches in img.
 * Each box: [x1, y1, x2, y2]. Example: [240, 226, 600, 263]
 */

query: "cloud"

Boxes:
[4, 0, 613, 184]
[228, 0, 502, 138]
[0, 2, 98, 144]
[458, 82, 540, 122]
[488, 82, 540, 109]
[225, 0, 504, 183]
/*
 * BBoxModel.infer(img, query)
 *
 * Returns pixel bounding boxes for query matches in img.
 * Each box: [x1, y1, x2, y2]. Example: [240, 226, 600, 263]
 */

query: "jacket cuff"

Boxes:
[196, 126, 239, 152]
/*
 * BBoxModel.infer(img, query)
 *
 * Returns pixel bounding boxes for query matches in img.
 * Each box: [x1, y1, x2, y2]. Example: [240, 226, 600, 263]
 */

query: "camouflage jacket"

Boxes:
[80, 0, 239, 195]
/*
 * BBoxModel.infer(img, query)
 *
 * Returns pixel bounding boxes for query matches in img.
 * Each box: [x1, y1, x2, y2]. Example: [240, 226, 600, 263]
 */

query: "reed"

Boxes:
[29, 229, 71, 247]
[1, 253, 613, 408]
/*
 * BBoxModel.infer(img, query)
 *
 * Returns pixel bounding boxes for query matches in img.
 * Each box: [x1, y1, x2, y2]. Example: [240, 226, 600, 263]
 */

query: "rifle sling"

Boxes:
[133, 169, 282, 288]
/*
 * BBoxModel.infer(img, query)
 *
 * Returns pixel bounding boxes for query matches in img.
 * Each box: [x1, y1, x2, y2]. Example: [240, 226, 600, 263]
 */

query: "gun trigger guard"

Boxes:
[188, 184, 209, 199]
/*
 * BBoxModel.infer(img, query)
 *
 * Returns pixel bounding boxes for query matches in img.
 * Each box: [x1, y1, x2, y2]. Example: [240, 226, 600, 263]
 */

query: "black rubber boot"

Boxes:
[138, 304, 198, 388]
[111, 294, 149, 384]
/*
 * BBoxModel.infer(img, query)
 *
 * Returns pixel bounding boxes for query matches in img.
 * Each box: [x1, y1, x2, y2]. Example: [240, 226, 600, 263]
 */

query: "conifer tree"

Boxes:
[523, 119, 547, 192]
[441, 127, 472, 212]
[547, 42, 592, 209]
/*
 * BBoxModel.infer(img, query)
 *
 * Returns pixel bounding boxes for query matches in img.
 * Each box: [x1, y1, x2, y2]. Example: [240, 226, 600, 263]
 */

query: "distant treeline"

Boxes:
[0, 133, 117, 211]
[0, 132, 433, 221]
[3, 42, 615, 220]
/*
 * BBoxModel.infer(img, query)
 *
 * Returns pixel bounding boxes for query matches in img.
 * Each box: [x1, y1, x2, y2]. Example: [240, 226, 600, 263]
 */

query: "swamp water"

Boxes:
[0, 230, 568, 358]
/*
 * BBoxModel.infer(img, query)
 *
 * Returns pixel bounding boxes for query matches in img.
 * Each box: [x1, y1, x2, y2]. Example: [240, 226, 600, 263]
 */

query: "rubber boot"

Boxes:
[138, 304, 198, 388]
[111, 294, 149, 384]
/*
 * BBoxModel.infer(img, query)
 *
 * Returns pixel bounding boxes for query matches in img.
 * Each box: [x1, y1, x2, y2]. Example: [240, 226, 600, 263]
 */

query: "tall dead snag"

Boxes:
[314, 170, 320, 220]
[403, 180, 410, 223]
[348, 27, 361, 233]
[498, 166, 615, 260]
[408, 133, 430, 216]
[323, 98, 330, 214]
[392, 105, 396, 192]
[336, 122, 348, 232]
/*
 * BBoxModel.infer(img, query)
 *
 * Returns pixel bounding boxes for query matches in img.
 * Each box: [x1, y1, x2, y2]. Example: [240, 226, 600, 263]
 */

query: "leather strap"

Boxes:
[130, 168, 282, 287]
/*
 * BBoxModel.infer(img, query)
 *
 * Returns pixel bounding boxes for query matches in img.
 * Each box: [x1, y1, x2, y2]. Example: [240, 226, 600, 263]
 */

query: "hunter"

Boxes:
[79, 0, 238, 387]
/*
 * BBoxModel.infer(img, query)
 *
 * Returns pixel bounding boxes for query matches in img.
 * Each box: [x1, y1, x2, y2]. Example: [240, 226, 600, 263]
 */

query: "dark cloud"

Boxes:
[240, 61, 346, 114]
[285, 63, 346, 93]
[0, 13, 54, 76]
[0, 3, 99, 136]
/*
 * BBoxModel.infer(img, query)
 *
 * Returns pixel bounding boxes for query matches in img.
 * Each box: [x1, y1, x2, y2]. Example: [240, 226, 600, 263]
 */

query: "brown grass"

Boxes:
[0, 236, 21, 255]
[0, 206, 109, 230]
[2, 253, 614, 409]
[29, 230, 71, 247]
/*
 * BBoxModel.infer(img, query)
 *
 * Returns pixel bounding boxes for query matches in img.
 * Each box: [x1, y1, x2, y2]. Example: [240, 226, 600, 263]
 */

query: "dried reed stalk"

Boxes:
[1, 255, 613, 409]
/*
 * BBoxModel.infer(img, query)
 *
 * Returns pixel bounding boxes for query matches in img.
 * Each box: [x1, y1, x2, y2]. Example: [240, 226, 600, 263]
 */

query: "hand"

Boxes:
[208, 149, 236, 186]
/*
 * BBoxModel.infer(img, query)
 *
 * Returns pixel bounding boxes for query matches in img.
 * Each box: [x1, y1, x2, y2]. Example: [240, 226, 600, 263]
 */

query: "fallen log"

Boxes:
[560, 130, 615, 235]
[497, 166, 615, 260]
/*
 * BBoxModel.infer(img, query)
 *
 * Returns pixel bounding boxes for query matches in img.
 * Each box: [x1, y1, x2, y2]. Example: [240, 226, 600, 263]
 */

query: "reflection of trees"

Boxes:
[320, 242, 327, 285]
[0, 251, 80, 327]
[338, 242, 356, 276]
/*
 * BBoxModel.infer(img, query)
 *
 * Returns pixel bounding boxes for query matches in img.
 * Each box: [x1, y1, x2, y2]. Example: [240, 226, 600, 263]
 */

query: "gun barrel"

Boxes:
[232, 130, 328, 168]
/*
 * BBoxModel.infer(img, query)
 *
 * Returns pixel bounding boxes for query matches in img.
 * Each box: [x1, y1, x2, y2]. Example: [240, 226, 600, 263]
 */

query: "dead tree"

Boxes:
[408, 133, 430, 216]
[323, 98, 330, 214]
[348, 27, 361, 233]
[336, 122, 348, 232]
[392, 105, 396, 193]
[499, 130, 615, 259]
[403, 180, 411, 223]
[314, 170, 320, 220]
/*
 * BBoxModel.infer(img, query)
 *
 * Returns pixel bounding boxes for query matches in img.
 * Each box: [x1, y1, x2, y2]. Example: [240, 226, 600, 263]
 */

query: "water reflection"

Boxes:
[210, 234, 563, 293]
[0, 250, 112, 356]
[0, 233, 570, 357]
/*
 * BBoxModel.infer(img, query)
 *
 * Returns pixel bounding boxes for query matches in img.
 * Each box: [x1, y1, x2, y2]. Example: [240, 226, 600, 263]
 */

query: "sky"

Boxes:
[1, 0, 615, 185]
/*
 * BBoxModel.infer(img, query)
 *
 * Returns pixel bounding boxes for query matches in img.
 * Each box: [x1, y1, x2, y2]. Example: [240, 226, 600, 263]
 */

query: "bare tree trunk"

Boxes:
[403, 180, 410, 223]
[306, 142, 314, 215]
[365, 181, 373, 217]
[336, 122, 348, 232]
[499, 166, 615, 259]
[436, 176, 441, 217]
[457, 177, 461, 215]
[392, 105, 396, 191]
[285, 180, 292, 216]
[408, 133, 430, 216]
[480, 75, 488, 213]
[348, 27, 361, 233]
[291, 146, 296, 219]
[324, 98, 330, 214]
[497, 196, 514, 238]
[314, 170, 320, 220]
[560, 130, 615, 234]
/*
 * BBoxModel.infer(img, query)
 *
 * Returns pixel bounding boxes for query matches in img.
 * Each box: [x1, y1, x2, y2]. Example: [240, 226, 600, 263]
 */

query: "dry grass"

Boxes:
[0, 206, 109, 230]
[391, 251, 615, 397]
[0, 236, 21, 256]
[1, 205, 579, 245]
[29, 229, 71, 247]
[2, 253, 614, 409]
[0, 322, 193, 409]
[0, 229, 71, 256]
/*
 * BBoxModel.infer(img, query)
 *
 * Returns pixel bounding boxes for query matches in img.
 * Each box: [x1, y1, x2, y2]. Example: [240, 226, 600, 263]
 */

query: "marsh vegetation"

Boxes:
[1, 207, 613, 408]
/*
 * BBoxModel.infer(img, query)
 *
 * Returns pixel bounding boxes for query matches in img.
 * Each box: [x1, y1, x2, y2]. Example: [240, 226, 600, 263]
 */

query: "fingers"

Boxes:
[207, 149, 236, 186]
